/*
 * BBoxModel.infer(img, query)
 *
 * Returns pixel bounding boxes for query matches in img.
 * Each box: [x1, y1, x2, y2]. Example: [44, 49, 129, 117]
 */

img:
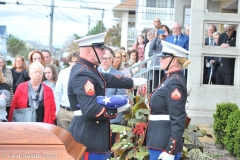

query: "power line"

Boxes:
[3, 0, 175, 8]
[55, 7, 82, 23]
[58, 0, 153, 8]
[80, 1, 101, 19]
[20, 3, 47, 16]
[2, 1, 175, 15]
[32, 0, 46, 5]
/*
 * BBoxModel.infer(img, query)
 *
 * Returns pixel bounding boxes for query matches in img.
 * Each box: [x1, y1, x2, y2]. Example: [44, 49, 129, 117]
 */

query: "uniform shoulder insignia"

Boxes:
[171, 88, 181, 100]
[84, 79, 95, 96]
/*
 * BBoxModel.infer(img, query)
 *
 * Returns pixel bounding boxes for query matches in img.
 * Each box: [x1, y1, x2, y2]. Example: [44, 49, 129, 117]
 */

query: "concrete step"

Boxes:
[187, 109, 215, 125]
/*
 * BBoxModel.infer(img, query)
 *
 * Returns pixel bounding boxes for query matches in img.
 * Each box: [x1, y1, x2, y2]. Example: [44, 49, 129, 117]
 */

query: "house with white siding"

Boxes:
[0, 26, 8, 57]
[113, 0, 240, 125]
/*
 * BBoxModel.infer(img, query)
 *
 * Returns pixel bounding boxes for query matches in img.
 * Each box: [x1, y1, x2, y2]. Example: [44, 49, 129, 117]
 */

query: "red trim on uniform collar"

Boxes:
[78, 57, 99, 69]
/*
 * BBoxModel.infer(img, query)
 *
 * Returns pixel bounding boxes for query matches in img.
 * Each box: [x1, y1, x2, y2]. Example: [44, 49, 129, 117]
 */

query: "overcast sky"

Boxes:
[0, 0, 121, 48]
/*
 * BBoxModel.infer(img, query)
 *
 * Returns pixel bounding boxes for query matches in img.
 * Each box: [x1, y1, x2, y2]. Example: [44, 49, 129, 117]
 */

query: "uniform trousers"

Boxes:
[148, 148, 181, 160]
[57, 107, 74, 130]
[82, 152, 109, 160]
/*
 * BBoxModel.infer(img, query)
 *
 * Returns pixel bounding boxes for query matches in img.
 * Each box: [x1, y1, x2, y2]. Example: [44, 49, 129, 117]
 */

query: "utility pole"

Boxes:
[88, 15, 90, 33]
[49, 0, 54, 55]
[83, 15, 92, 33]
[101, 9, 105, 31]
[80, 6, 105, 32]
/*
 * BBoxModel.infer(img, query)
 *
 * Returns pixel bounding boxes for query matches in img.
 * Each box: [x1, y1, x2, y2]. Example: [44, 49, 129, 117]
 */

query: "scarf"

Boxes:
[28, 81, 44, 109]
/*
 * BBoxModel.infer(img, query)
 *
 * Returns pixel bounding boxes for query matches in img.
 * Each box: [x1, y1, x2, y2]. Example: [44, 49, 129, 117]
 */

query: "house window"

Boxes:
[146, 0, 174, 8]
[146, 0, 156, 7]
[156, 0, 168, 8]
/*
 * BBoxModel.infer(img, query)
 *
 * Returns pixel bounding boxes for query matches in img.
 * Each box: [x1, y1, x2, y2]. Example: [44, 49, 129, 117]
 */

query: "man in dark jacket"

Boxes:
[215, 24, 236, 85]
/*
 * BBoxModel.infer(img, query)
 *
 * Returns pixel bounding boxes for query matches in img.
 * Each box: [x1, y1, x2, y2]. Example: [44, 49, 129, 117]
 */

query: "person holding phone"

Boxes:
[148, 27, 168, 92]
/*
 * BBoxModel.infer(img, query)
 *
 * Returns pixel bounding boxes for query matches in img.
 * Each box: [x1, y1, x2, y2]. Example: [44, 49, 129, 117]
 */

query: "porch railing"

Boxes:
[129, 54, 161, 93]
[141, 7, 174, 22]
[129, 54, 187, 93]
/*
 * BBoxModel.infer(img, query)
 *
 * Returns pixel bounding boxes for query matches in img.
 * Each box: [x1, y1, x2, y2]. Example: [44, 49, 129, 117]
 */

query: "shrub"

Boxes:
[234, 123, 240, 158]
[224, 110, 240, 155]
[213, 102, 239, 148]
[6, 60, 12, 66]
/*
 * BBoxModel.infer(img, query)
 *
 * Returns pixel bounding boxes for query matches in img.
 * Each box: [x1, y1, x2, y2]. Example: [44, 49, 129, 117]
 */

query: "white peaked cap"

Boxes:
[74, 32, 107, 47]
[160, 40, 189, 58]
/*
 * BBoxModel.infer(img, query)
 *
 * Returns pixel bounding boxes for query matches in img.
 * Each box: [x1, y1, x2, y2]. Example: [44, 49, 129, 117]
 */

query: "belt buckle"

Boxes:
[61, 105, 67, 110]
[62, 106, 70, 111]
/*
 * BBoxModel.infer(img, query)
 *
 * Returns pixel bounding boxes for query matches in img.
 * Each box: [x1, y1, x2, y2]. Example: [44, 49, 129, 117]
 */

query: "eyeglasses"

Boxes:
[122, 55, 127, 57]
[103, 57, 112, 61]
[114, 57, 121, 59]
[225, 29, 232, 32]
[154, 21, 161, 23]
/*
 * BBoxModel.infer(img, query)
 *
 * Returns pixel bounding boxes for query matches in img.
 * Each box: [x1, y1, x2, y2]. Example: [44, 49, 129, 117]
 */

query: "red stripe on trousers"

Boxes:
[84, 152, 89, 160]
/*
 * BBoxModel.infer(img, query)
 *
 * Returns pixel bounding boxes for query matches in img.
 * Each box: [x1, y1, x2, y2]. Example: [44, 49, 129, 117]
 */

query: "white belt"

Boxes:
[149, 115, 170, 121]
[74, 110, 83, 116]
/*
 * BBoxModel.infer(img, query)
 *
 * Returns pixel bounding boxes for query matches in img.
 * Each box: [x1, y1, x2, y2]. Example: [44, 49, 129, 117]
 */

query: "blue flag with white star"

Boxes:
[96, 95, 129, 109]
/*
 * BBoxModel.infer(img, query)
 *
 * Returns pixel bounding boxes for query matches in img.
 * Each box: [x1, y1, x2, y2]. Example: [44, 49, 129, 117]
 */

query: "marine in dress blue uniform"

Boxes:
[67, 32, 146, 160]
[145, 41, 191, 160]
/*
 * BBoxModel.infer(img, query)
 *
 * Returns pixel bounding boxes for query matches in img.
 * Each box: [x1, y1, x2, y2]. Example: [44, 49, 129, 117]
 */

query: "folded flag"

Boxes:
[97, 95, 129, 109]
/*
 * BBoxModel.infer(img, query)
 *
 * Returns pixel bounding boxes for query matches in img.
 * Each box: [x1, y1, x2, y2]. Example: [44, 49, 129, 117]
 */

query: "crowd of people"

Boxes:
[0, 17, 237, 160]
[203, 24, 236, 85]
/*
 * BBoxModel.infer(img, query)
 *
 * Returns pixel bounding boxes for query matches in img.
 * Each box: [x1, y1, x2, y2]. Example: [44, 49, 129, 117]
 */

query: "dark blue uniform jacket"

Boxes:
[145, 70, 187, 155]
[68, 58, 133, 153]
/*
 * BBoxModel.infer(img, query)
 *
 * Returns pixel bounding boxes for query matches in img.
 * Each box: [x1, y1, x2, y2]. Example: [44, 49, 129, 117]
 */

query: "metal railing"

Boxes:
[129, 54, 162, 92]
[142, 7, 174, 22]
[129, 54, 188, 93]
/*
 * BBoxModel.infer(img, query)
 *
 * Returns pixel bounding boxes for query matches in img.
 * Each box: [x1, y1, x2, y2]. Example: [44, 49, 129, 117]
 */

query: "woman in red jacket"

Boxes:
[8, 62, 56, 124]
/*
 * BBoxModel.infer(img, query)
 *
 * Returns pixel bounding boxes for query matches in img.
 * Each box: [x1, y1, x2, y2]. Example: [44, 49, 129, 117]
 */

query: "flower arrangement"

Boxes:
[111, 95, 149, 160]
[110, 88, 212, 160]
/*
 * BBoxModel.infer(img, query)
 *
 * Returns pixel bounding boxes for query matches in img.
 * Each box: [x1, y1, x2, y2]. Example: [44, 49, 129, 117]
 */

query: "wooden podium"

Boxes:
[0, 122, 86, 160]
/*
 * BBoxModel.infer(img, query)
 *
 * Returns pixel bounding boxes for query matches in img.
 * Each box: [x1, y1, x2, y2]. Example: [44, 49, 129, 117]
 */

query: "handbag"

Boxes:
[12, 106, 37, 122]
[12, 84, 42, 122]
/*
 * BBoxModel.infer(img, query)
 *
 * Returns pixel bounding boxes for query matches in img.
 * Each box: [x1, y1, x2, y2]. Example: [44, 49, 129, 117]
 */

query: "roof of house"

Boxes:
[0, 26, 7, 36]
[25, 40, 49, 50]
[113, 0, 136, 18]
[113, 0, 136, 10]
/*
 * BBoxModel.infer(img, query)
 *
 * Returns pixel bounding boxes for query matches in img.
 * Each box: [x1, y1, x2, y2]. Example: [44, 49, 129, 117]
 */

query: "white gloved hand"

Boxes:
[132, 78, 147, 87]
[158, 152, 175, 160]
[117, 103, 131, 112]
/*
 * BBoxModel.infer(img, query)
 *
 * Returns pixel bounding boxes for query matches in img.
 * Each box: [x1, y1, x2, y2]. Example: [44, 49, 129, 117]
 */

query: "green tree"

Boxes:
[105, 23, 121, 47]
[62, 21, 106, 52]
[7, 34, 28, 57]
[86, 21, 106, 36]
[61, 34, 81, 53]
